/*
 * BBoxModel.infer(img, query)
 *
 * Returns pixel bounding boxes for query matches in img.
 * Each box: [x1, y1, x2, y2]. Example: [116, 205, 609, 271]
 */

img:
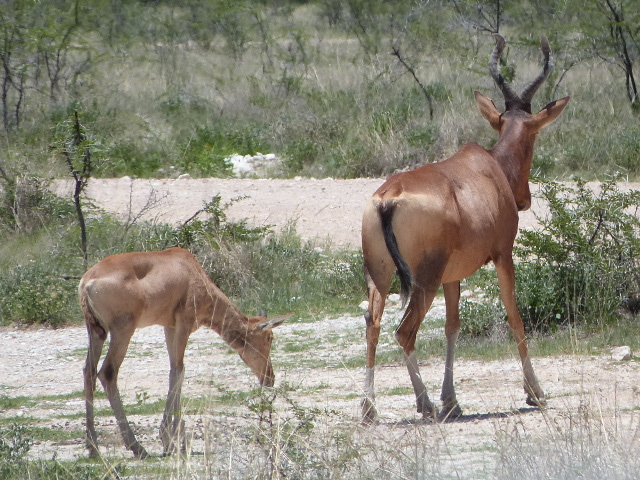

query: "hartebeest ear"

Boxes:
[530, 96, 570, 131]
[254, 313, 292, 331]
[474, 91, 502, 131]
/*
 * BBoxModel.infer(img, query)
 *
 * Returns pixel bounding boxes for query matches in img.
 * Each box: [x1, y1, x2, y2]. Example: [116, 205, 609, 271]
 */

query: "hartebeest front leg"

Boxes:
[440, 282, 463, 420]
[160, 325, 189, 455]
[494, 255, 546, 407]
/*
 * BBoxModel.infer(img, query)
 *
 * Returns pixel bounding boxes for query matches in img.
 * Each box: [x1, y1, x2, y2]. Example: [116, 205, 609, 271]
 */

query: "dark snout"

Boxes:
[517, 198, 531, 211]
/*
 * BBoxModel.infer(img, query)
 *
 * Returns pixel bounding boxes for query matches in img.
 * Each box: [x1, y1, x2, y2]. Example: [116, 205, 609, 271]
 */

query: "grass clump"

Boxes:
[0, 423, 123, 480]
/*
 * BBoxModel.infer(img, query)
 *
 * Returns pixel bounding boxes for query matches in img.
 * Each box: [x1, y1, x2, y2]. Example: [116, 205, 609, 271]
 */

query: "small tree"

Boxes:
[57, 110, 98, 270]
[583, 0, 639, 109]
[0, 0, 81, 131]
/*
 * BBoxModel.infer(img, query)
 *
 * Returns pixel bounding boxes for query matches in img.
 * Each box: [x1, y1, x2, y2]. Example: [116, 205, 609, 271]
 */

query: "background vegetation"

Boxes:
[0, 0, 638, 184]
[0, 0, 637, 329]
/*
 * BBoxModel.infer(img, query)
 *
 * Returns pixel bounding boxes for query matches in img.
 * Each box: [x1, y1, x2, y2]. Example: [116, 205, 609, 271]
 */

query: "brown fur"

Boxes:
[360, 36, 570, 422]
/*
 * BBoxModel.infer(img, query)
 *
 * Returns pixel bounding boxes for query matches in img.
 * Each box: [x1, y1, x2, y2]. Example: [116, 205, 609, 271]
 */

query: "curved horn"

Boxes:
[488, 33, 521, 111]
[520, 35, 554, 114]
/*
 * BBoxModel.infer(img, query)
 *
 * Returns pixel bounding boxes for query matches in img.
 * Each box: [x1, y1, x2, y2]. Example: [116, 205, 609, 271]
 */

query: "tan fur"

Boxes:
[80, 247, 286, 458]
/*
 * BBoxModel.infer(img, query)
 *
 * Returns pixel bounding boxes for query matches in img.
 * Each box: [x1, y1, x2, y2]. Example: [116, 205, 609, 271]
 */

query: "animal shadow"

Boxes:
[384, 406, 541, 427]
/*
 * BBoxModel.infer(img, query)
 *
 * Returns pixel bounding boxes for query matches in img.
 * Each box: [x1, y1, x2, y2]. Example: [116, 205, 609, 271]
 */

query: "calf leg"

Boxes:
[440, 281, 463, 420]
[84, 325, 106, 457]
[98, 321, 149, 459]
[494, 255, 546, 406]
[160, 325, 189, 455]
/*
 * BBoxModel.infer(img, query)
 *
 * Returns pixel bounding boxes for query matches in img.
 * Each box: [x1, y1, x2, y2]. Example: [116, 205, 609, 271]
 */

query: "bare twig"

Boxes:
[124, 185, 168, 234]
[390, 46, 434, 120]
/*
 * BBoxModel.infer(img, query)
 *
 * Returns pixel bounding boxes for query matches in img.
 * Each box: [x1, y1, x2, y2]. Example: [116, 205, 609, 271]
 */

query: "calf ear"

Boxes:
[255, 313, 292, 331]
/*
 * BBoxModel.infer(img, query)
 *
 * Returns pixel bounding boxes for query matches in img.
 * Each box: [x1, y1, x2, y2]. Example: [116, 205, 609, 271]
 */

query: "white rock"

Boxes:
[388, 293, 401, 304]
[177, 173, 191, 180]
[359, 301, 369, 310]
[610, 346, 632, 361]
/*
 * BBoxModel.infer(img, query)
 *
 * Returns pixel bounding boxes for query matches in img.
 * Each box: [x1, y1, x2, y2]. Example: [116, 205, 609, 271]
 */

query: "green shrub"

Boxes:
[0, 262, 78, 327]
[170, 195, 366, 316]
[99, 140, 165, 178]
[0, 177, 75, 235]
[242, 225, 365, 315]
[459, 298, 505, 338]
[178, 124, 272, 176]
[514, 177, 640, 330]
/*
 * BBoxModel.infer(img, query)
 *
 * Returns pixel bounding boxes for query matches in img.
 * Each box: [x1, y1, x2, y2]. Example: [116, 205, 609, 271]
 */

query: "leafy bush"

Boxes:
[459, 298, 505, 338]
[171, 197, 365, 316]
[514, 177, 640, 330]
[0, 262, 78, 327]
[0, 176, 75, 235]
[239, 224, 366, 315]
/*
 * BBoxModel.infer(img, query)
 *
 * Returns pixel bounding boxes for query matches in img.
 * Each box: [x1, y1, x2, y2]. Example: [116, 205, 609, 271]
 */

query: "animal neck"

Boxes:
[490, 124, 535, 210]
[197, 281, 251, 351]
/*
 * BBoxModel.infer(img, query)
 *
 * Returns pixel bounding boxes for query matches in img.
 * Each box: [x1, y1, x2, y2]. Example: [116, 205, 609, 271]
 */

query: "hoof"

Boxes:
[438, 402, 463, 422]
[361, 397, 378, 424]
[132, 445, 150, 460]
[417, 398, 438, 420]
[526, 394, 547, 408]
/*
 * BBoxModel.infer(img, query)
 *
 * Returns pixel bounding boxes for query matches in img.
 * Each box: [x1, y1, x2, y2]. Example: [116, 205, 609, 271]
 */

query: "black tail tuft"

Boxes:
[378, 202, 413, 306]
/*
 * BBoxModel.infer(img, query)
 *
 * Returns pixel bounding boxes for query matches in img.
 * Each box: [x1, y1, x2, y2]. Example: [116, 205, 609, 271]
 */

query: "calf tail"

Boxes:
[378, 202, 413, 305]
[79, 281, 107, 341]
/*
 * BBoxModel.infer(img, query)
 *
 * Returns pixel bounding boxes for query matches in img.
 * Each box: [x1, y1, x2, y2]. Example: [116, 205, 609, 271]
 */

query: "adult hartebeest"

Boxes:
[361, 35, 569, 422]
[80, 247, 286, 458]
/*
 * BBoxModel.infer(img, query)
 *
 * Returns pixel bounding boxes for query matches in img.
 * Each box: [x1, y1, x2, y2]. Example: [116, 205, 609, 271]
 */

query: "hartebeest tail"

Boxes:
[378, 202, 412, 305]
[361, 34, 569, 422]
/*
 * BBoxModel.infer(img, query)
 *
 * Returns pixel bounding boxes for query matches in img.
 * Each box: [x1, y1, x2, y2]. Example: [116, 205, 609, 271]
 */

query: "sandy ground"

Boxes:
[1, 177, 638, 475]
[1, 295, 639, 475]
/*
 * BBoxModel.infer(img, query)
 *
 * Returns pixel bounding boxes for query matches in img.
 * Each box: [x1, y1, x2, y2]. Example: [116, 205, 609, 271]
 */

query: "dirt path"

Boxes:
[52, 177, 640, 248]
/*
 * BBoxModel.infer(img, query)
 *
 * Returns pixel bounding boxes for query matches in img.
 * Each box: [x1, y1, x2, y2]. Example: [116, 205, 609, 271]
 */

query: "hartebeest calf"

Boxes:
[80, 247, 286, 458]
[361, 35, 569, 421]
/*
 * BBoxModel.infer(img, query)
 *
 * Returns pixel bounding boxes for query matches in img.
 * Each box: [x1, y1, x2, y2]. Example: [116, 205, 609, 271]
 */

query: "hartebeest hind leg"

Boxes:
[84, 324, 106, 458]
[440, 281, 463, 420]
[98, 320, 150, 459]
[494, 255, 546, 406]
[395, 266, 444, 419]
[160, 325, 189, 455]
[362, 272, 387, 422]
